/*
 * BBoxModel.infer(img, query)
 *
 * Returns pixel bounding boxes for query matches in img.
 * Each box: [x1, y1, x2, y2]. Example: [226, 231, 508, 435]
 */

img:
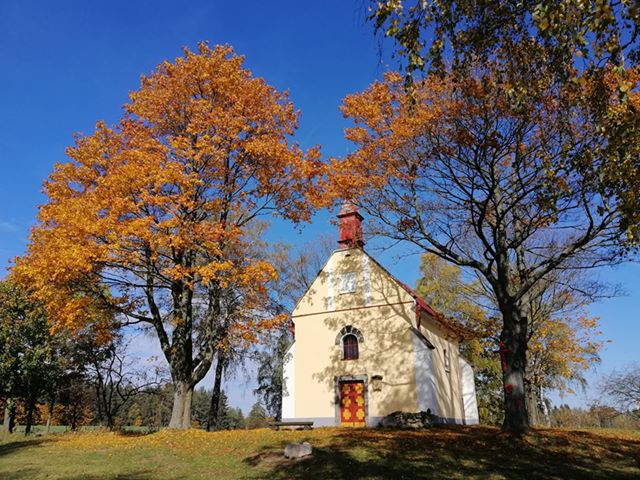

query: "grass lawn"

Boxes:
[0, 426, 639, 479]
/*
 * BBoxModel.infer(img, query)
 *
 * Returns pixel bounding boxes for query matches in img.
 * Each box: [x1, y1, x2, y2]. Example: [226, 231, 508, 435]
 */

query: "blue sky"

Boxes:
[0, 0, 637, 413]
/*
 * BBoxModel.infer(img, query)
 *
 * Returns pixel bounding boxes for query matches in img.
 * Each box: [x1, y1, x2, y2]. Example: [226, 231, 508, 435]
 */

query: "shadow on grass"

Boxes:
[0, 471, 154, 480]
[57, 472, 154, 480]
[111, 429, 154, 437]
[0, 438, 50, 458]
[242, 426, 640, 480]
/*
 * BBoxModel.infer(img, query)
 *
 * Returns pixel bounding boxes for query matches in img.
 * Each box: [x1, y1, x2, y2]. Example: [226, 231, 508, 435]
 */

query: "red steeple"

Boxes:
[337, 202, 364, 248]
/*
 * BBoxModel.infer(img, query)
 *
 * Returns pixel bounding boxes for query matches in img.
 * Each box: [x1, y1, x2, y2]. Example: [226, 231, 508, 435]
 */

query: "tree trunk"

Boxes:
[3, 398, 16, 434]
[525, 382, 540, 426]
[44, 392, 56, 433]
[500, 305, 530, 433]
[2, 404, 9, 433]
[105, 408, 115, 431]
[207, 354, 225, 431]
[538, 386, 551, 427]
[70, 403, 78, 431]
[168, 381, 193, 429]
[94, 380, 104, 427]
[45, 398, 53, 434]
[24, 394, 37, 436]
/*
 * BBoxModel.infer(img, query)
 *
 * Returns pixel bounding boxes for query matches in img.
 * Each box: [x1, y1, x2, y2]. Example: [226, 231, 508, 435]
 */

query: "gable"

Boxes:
[292, 247, 415, 318]
[291, 246, 465, 345]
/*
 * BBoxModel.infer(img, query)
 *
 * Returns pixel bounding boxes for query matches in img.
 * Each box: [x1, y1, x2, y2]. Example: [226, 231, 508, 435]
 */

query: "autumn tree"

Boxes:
[368, 2, 640, 240]
[329, 40, 638, 431]
[15, 43, 322, 429]
[522, 270, 606, 425]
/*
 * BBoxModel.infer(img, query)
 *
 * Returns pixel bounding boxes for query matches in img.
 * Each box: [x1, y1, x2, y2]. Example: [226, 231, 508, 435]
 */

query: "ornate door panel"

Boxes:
[340, 381, 365, 427]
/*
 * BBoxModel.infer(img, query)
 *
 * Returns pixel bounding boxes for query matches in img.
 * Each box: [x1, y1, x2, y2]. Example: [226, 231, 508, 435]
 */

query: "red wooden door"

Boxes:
[340, 381, 365, 427]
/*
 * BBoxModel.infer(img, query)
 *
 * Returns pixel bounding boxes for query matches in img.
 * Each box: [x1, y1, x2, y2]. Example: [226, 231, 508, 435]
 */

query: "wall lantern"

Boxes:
[371, 375, 383, 392]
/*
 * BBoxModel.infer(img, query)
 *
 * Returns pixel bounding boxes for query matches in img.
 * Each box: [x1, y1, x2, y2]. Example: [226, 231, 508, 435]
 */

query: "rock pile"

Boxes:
[378, 411, 435, 428]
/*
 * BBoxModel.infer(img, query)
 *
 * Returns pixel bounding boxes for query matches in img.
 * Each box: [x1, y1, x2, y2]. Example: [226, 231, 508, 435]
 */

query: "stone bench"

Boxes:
[270, 421, 314, 431]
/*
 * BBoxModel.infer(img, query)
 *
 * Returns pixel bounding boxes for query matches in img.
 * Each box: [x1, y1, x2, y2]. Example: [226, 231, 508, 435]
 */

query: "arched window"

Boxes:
[342, 334, 359, 360]
[335, 326, 364, 360]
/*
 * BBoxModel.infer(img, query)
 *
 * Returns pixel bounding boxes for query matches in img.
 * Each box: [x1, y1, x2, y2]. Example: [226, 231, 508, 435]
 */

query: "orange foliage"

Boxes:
[528, 310, 604, 393]
[14, 43, 322, 336]
[324, 59, 640, 221]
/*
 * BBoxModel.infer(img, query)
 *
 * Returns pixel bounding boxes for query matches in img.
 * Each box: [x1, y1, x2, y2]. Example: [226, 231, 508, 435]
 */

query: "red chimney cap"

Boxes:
[337, 202, 364, 219]
[337, 202, 364, 247]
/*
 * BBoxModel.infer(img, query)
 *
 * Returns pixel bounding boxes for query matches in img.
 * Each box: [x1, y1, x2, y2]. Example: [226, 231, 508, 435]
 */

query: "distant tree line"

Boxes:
[550, 404, 639, 430]
[0, 278, 275, 434]
[1, 378, 270, 433]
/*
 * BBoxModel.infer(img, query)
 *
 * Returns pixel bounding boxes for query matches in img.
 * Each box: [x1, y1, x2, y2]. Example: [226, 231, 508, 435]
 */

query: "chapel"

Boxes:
[282, 204, 479, 427]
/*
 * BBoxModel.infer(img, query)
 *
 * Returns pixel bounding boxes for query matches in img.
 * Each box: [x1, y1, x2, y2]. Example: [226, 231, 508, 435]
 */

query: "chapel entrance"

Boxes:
[339, 380, 365, 427]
